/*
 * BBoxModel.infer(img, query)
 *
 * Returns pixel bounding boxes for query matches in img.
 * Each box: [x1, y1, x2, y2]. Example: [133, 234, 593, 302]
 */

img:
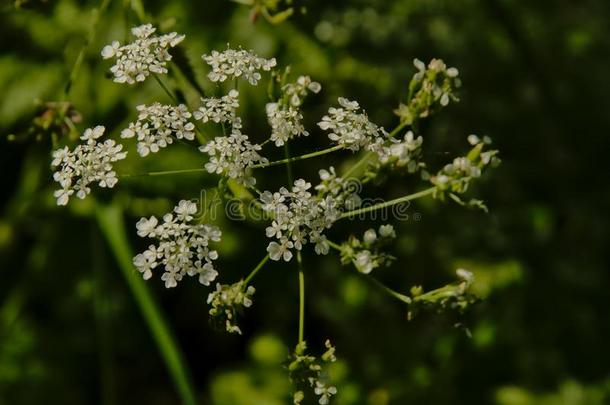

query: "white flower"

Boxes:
[101, 23, 184, 84]
[132, 200, 221, 288]
[121, 103, 195, 157]
[200, 129, 267, 186]
[194, 89, 240, 124]
[375, 131, 423, 172]
[378, 224, 396, 238]
[314, 381, 337, 405]
[267, 238, 294, 261]
[207, 281, 256, 334]
[363, 229, 377, 245]
[318, 97, 386, 151]
[456, 268, 474, 285]
[266, 102, 308, 147]
[282, 75, 322, 106]
[51, 125, 127, 205]
[202, 47, 276, 86]
[354, 250, 375, 274]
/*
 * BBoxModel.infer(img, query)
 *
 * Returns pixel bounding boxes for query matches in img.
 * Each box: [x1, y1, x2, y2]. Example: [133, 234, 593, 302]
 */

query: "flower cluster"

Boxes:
[120, 103, 195, 157]
[374, 130, 425, 173]
[133, 200, 221, 288]
[101, 24, 184, 84]
[194, 89, 240, 125]
[339, 224, 396, 274]
[318, 97, 386, 151]
[200, 130, 267, 186]
[51, 125, 127, 205]
[431, 135, 499, 199]
[261, 177, 347, 262]
[202, 48, 277, 85]
[207, 280, 255, 334]
[287, 340, 337, 405]
[266, 102, 308, 147]
[282, 75, 322, 106]
[394, 58, 461, 125]
[407, 268, 478, 320]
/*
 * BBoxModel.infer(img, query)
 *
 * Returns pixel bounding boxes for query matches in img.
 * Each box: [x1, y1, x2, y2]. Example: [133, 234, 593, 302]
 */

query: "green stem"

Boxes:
[154, 74, 179, 104]
[244, 254, 270, 285]
[95, 201, 197, 405]
[339, 187, 435, 219]
[64, 0, 112, 97]
[120, 168, 207, 178]
[297, 251, 305, 345]
[251, 145, 344, 169]
[368, 276, 412, 304]
[327, 239, 343, 252]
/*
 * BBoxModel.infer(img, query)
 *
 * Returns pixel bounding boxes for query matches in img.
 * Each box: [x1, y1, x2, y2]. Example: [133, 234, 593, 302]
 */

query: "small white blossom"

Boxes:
[266, 102, 308, 147]
[121, 103, 195, 157]
[314, 381, 337, 405]
[200, 129, 267, 186]
[283, 75, 322, 106]
[378, 224, 396, 238]
[202, 47, 276, 85]
[318, 97, 386, 151]
[354, 250, 376, 274]
[207, 281, 256, 334]
[374, 130, 424, 172]
[132, 200, 221, 288]
[51, 126, 127, 206]
[101, 23, 184, 84]
[363, 229, 377, 245]
[193, 89, 240, 125]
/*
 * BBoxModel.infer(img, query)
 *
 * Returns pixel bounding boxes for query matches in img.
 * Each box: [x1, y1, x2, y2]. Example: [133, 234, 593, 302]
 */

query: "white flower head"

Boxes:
[51, 125, 127, 205]
[200, 129, 267, 186]
[266, 102, 309, 147]
[121, 103, 195, 157]
[101, 23, 184, 84]
[207, 281, 256, 334]
[132, 200, 221, 288]
[194, 89, 240, 125]
[318, 97, 386, 151]
[202, 47, 276, 85]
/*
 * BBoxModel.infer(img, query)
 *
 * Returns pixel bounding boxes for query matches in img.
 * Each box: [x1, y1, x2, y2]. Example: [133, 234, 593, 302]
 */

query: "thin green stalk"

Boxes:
[327, 239, 343, 252]
[95, 201, 197, 405]
[339, 187, 436, 219]
[297, 251, 305, 345]
[367, 276, 411, 304]
[154, 74, 179, 104]
[251, 145, 344, 169]
[64, 0, 112, 97]
[244, 254, 270, 285]
[120, 168, 207, 178]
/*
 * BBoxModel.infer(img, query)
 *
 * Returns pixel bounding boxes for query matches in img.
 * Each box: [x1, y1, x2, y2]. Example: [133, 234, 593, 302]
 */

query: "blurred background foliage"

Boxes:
[1, 0, 610, 403]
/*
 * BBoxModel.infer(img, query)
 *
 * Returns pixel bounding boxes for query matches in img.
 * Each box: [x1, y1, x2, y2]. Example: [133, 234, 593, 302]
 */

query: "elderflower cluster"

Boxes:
[133, 200, 221, 288]
[194, 89, 240, 125]
[121, 103, 195, 157]
[261, 178, 346, 262]
[288, 340, 337, 405]
[266, 103, 308, 147]
[207, 281, 255, 334]
[51, 125, 127, 205]
[200, 130, 267, 186]
[318, 97, 386, 151]
[101, 24, 184, 84]
[202, 48, 277, 85]
[339, 224, 396, 274]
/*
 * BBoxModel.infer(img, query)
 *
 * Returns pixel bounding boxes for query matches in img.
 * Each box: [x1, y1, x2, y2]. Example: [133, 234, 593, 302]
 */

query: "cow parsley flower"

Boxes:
[121, 103, 195, 157]
[200, 130, 267, 186]
[266, 102, 308, 147]
[101, 23, 184, 84]
[132, 200, 221, 288]
[283, 75, 322, 106]
[202, 48, 277, 85]
[338, 224, 397, 274]
[374, 130, 424, 173]
[51, 125, 127, 206]
[314, 381, 337, 405]
[194, 89, 240, 125]
[288, 340, 338, 405]
[261, 171, 359, 261]
[207, 281, 255, 334]
[318, 97, 386, 151]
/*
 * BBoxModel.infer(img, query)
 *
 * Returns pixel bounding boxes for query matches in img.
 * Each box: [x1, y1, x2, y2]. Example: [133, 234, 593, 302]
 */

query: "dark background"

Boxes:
[1, 0, 609, 403]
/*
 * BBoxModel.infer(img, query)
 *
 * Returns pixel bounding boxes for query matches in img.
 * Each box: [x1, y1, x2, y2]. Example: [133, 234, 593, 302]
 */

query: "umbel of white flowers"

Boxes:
[101, 24, 184, 84]
[133, 200, 221, 288]
[121, 103, 195, 157]
[51, 126, 127, 205]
